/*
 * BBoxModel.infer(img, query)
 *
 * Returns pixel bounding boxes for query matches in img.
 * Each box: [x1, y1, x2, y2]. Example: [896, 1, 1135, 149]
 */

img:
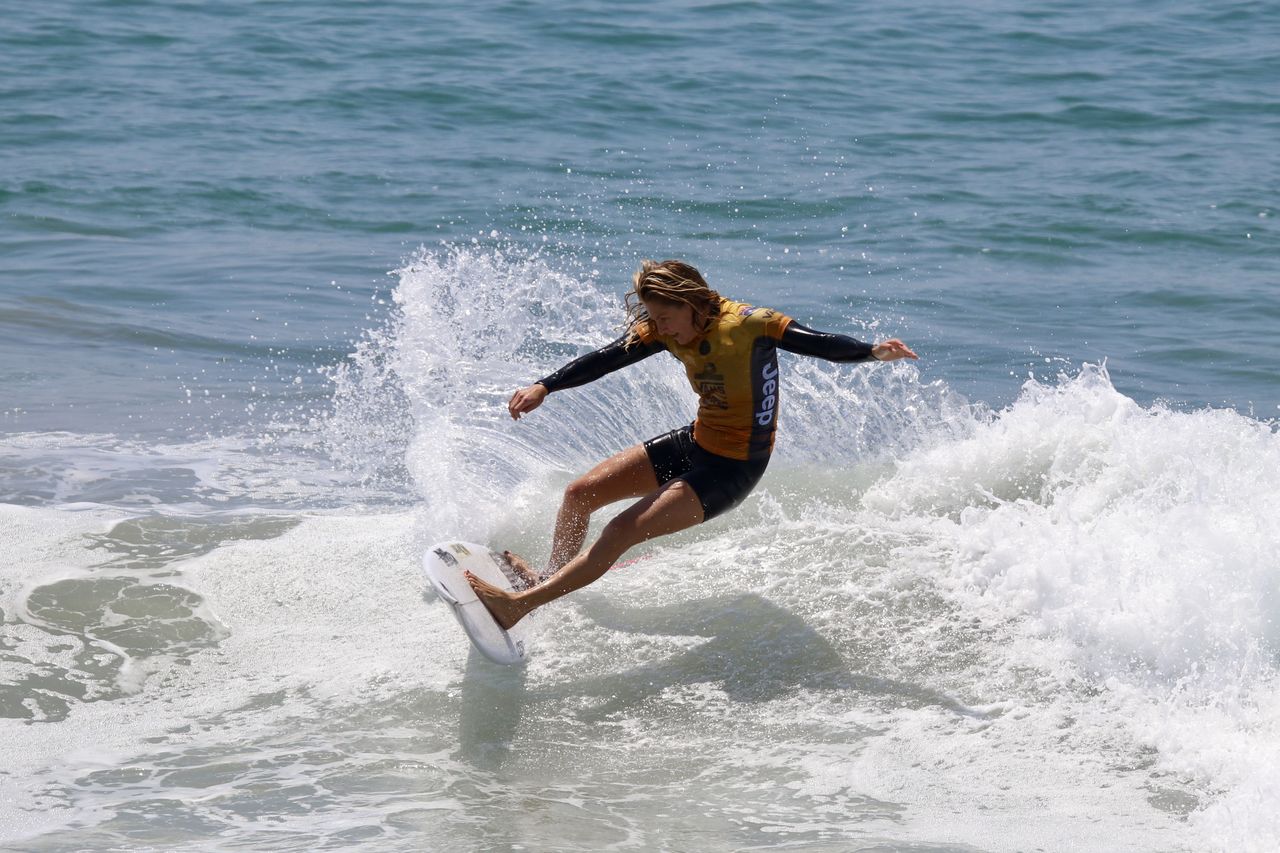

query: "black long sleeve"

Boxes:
[777, 321, 877, 363]
[536, 335, 666, 392]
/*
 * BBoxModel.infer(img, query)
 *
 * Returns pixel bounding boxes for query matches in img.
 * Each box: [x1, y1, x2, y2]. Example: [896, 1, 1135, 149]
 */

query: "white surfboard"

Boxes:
[423, 540, 532, 666]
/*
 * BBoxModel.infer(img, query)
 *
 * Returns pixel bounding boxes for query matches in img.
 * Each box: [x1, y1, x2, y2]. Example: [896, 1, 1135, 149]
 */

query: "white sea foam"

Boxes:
[4, 247, 1278, 851]
[0, 506, 450, 844]
[330, 246, 1280, 850]
[865, 363, 1280, 851]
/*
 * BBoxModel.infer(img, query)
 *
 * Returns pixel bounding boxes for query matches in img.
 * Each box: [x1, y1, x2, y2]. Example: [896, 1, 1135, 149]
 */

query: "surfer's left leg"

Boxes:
[466, 478, 704, 630]
[501, 443, 659, 585]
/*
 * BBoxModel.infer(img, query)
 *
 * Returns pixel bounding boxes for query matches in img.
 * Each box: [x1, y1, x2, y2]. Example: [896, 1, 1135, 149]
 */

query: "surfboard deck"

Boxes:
[423, 540, 532, 666]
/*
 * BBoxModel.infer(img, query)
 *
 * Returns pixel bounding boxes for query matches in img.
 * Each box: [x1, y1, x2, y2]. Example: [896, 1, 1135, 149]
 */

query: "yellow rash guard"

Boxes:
[636, 300, 792, 461]
[535, 298, 876, 467]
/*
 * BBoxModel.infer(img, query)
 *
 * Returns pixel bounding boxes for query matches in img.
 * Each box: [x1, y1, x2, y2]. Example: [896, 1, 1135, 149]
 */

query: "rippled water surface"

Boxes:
[3, 1, 1279, 851]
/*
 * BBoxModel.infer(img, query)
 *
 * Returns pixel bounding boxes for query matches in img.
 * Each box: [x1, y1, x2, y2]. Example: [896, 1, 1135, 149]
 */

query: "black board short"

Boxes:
[643, 423, 770, 521]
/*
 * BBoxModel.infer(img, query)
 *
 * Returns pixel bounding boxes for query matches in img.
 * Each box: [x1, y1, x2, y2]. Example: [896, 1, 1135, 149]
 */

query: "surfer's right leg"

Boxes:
[529, 423, 699, 575]
[468, 476, 705, 630]
[540, 442, 659, 575]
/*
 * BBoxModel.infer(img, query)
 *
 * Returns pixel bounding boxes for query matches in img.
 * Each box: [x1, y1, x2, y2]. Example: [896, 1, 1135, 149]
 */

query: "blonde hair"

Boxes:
[623, 259, 722, 346]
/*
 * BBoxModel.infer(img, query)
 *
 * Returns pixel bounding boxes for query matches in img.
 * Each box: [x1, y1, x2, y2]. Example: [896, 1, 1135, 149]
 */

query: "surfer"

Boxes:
[465, 259, 917, 629]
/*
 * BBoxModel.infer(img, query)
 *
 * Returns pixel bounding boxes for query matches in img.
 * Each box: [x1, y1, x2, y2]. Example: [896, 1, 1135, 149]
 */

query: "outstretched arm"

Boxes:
[777, 322, 917, 364]
[508, 335, 666, 419]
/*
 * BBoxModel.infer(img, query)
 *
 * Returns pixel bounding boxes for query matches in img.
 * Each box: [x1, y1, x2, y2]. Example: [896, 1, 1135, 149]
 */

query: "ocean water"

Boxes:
[2, 1, 1278, 851]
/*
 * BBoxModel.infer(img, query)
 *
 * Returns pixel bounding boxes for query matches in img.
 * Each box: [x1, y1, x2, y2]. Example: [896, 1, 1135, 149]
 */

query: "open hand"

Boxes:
[872, 339, 918, 362]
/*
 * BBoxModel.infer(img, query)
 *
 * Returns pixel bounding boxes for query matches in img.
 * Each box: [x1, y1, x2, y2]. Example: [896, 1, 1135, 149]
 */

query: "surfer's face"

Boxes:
[643, 297, 699, 345]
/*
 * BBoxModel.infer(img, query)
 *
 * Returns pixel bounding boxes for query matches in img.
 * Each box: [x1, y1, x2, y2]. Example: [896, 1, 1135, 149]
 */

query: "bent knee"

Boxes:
[600, 481, 702, 545]
[599, 514, 640, 550]
[564, 476, 606, 511]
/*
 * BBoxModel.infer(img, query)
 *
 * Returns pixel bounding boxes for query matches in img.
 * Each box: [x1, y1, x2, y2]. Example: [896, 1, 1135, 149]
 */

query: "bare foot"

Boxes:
[464, 570, 527, 631]
[502, 550, 540, 590]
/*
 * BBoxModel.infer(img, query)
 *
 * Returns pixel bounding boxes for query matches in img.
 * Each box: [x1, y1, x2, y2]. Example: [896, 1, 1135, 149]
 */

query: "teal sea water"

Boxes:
[3, 2, 1279, 851]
